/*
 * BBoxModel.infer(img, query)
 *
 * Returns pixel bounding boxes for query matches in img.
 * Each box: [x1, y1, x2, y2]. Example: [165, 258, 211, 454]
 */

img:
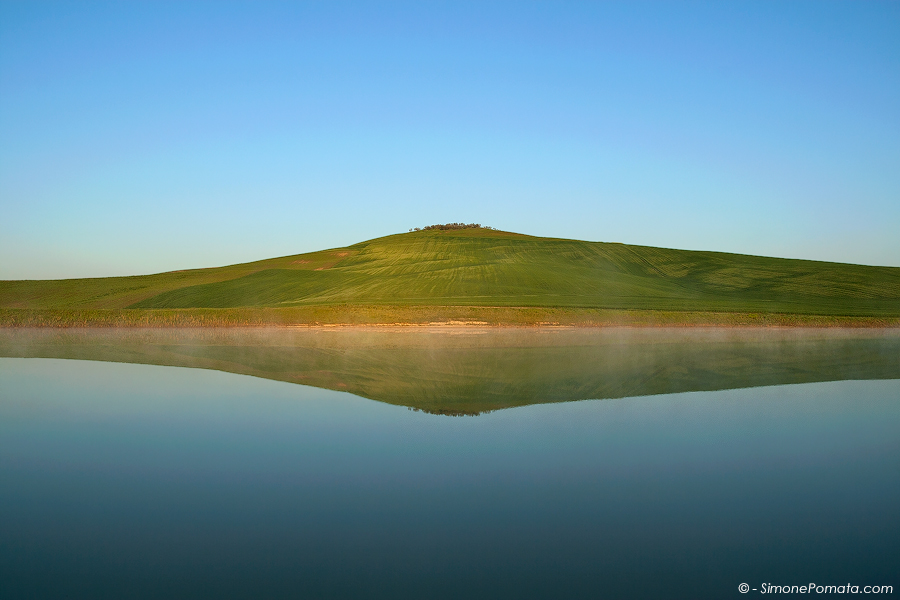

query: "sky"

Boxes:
[1, 1, 899, 279]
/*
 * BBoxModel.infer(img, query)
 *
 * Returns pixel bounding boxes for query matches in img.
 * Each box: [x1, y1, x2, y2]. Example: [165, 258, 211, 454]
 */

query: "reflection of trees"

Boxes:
[409, 407, 490, 417]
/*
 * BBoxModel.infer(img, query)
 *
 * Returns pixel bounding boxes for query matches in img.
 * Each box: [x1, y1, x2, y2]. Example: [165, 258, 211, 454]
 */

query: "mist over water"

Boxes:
[1, 327, 898, 413]
[1, 328, 898, 598]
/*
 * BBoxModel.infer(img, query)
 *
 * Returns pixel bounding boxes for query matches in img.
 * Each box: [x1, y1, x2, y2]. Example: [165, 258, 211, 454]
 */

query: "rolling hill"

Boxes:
[2, 226, 899, 325]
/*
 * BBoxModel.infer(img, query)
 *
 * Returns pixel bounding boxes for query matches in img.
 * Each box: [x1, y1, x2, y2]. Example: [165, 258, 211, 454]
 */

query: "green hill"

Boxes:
[2, 227, 900, 325]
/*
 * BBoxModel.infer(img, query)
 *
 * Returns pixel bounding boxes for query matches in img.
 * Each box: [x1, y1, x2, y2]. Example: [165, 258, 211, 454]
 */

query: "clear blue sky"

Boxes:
[2, 1, 898, 279]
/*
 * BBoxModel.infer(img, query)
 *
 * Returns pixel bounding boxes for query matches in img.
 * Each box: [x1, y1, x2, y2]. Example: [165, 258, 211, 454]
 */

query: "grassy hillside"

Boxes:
[2, 227, 900, 321]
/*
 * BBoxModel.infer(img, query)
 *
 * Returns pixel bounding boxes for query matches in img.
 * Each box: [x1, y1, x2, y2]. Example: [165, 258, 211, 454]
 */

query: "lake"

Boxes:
[1, 327, 898, 599]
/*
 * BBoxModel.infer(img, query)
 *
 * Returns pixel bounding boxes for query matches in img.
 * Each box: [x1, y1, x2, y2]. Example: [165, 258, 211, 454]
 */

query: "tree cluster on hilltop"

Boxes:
[409, 223, 494, 232]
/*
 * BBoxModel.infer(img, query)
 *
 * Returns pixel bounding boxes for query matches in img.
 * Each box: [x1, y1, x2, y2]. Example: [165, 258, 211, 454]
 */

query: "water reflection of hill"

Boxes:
[2, 328, 898, 414]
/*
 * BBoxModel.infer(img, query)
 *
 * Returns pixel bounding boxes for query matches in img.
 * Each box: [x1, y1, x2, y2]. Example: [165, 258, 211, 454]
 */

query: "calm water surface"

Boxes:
[1, 328, 898, 599]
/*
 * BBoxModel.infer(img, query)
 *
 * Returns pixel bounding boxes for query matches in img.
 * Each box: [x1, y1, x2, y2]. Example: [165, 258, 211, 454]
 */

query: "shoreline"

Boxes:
[1, 307, 898, 329]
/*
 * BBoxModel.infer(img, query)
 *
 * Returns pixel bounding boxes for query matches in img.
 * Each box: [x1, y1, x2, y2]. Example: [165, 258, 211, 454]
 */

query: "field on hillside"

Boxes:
[2, 228, 899, 324]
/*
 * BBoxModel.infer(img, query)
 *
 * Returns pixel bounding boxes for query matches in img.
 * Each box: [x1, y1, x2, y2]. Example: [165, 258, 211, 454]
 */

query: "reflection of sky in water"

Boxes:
[1, 357, 898, 599]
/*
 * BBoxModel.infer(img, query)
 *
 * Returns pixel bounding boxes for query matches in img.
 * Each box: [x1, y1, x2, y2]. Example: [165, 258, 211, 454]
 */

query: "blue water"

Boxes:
[1, 357, 898, 599]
